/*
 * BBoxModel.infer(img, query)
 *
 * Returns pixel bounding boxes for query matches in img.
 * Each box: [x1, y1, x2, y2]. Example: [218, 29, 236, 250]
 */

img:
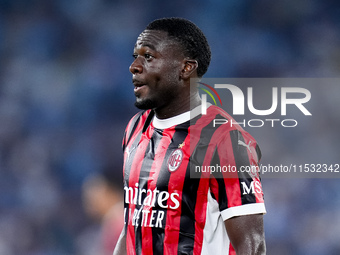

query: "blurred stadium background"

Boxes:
[0, 0, 339, 254]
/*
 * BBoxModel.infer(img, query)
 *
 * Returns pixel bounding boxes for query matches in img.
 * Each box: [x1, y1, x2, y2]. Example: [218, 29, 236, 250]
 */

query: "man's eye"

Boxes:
[145, 54, 153, 60]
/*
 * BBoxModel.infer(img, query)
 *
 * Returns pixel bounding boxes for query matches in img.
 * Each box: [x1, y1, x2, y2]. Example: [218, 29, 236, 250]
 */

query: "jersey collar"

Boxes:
[152, 104, 211, 129]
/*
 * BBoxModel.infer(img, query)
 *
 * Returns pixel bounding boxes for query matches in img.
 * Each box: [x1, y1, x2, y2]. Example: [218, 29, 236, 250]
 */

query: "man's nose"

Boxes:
[129, 58, 143, 74]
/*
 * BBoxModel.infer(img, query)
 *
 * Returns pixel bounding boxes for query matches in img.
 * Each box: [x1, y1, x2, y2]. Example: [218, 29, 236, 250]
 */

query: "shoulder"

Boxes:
[193, 105, 247, 135]
[123, 110, 154, 147]
[194, 105, 261, 159]
[128, 110, 152, 125]
[125, 110, 153, 132]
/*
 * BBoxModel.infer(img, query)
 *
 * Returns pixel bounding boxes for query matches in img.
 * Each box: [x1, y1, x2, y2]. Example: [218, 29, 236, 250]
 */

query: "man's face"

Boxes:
[129, 30, 185, 110]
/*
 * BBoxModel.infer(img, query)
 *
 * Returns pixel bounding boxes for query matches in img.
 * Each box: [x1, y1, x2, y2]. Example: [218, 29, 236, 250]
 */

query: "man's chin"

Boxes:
[134, 98, 157, 110]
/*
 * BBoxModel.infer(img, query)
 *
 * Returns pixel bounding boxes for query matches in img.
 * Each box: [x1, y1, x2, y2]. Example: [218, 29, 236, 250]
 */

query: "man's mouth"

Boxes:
[133, 80, 147, 93]
[134, 84, 146, 92]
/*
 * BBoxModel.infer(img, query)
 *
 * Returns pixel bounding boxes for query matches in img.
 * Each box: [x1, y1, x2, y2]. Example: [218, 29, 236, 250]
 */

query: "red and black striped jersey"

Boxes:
[122, 105, 266, 255]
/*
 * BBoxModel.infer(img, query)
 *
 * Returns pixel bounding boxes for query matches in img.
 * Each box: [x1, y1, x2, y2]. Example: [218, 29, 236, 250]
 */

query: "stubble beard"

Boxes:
[134, 98, 158, 110]
[134, 78, 180, 110]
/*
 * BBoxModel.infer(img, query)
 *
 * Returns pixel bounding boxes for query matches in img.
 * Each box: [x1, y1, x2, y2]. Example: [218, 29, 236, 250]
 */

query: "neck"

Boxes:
[154, 92, 201, 119]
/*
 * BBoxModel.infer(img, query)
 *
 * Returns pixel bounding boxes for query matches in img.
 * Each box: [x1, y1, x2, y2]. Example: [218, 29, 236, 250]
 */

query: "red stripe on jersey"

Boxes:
[218, 131, 243, 208]
[142, 125, 176, 255]
[255, 177, 264, 203]
[229, 243, 236, 254]
[240, 132, 264, 204]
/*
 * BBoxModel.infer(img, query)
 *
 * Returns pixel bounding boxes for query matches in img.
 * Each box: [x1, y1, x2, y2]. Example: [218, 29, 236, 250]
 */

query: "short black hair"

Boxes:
[146, 17, 211, 77]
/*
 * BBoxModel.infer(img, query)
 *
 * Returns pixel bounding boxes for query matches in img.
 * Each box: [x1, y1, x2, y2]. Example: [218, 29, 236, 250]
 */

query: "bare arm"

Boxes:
[224, 214, 266, 255]
[113, 227, 127, 255]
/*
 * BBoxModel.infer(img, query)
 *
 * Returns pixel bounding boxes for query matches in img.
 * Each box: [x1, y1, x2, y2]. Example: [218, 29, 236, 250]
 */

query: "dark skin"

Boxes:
[225, 214, 266, 254]
[113, 30, 266, 255]
[130, 30, 201, 119]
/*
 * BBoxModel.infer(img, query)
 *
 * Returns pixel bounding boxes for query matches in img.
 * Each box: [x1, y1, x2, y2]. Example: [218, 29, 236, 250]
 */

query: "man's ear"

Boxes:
[181, 59, 198, 80]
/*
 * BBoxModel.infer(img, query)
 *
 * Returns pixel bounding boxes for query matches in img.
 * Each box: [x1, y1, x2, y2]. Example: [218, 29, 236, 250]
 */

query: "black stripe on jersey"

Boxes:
[138, 128, 163, 187]
[255, 143, 262, 161]
[229, 130, 257, 205]
[177, 174, 200, 254]
[210, 147, 228, 212]
[151, 123, 189, 255]
[178, 115, 217, 253]
[142, 110, 154, 133]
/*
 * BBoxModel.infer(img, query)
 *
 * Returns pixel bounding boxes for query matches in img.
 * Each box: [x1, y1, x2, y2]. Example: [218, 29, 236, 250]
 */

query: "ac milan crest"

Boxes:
[168, 149, 183, 172]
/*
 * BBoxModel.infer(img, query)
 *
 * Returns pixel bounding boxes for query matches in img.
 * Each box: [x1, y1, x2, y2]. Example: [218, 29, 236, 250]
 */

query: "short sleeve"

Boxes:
[209, 129, 266, 221]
